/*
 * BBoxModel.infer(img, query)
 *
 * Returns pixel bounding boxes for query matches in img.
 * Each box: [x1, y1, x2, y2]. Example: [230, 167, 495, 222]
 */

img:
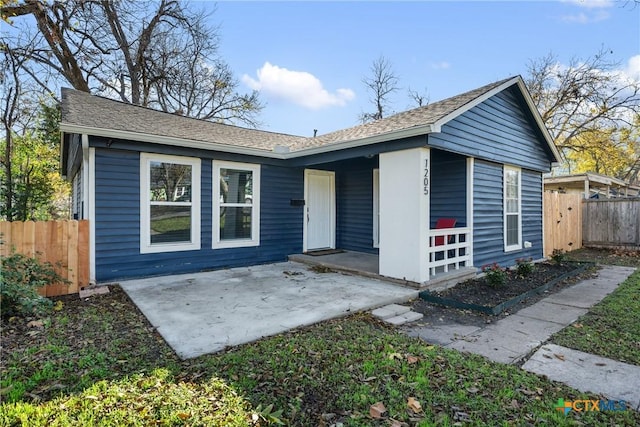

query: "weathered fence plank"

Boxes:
[0, 220, 90, 296]
[583, 199, 640, 248]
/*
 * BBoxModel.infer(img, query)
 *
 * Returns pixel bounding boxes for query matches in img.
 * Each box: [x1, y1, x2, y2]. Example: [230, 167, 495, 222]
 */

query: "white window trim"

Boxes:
[213, 160, 261, 249]
[373, 169, 380, 248]
[503, 165, 522, 252]
[140, 153, 201, 254]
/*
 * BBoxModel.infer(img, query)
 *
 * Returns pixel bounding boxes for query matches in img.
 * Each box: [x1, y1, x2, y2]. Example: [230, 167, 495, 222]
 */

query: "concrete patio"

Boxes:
[119, 261, 418, 359]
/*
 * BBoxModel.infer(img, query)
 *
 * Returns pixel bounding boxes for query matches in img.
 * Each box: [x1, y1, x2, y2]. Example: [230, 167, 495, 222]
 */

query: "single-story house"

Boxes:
[544, 172, 640, 199]
[60, 75, 561, 285]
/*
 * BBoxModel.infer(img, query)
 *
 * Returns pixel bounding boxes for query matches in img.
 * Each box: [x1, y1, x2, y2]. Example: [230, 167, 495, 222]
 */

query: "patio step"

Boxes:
[385, 311, 424, 326]
[422, 267, 477, 292]
[371, 304, 411, 320]
[372, 304, 423, 326]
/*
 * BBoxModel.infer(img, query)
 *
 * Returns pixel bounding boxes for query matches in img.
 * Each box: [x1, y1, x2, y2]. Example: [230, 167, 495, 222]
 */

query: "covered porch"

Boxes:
[378, 147, 476, 283]
[299, 146, 477, 286]
[289, 248, 476, 291]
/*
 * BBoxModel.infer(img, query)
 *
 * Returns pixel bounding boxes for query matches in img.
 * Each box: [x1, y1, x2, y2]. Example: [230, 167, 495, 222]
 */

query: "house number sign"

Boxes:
[423, 158, 430, 195]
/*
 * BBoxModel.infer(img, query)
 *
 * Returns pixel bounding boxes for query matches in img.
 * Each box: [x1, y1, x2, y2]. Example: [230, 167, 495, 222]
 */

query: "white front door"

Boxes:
[304, 169, 335, 252]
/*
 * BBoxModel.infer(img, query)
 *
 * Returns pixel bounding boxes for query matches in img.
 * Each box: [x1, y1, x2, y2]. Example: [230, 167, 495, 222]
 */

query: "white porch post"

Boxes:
[466, 157, 474, 266]
[379, 147, 430, 283]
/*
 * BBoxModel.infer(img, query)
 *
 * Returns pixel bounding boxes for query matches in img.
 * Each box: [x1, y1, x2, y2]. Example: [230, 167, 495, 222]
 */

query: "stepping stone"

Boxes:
[385, 311, 424, 326]
[79, 286, 110, 299]
[372, 304, 411, 320]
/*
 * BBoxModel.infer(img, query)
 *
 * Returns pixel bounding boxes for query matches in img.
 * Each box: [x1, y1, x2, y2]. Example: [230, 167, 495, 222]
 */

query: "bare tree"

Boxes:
[407, 86, 430, 108]
[1, 48, 20, 220]
[1, 0, 263, 126]
[360, 55, 400, 123]
[525, 48, 640, 168]
[1, 44, 64, 220]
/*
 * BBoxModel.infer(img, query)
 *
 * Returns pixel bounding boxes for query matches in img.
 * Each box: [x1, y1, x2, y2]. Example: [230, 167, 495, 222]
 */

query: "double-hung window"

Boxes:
[504, 165, 522, 251]
[140, 154, 201, 253]
[213, 161, 260, 248]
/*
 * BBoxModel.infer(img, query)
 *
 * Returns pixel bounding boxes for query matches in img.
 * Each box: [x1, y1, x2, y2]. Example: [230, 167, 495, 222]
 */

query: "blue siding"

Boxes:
[522, 170, 544, 260]
[88, 84, 552, 280]
[335, 158, 377, 253]
[473, 160, 544, 268]
[430, 150, 467, 227]
[429, 87, 553, 172]
[94, 148, 303, 282]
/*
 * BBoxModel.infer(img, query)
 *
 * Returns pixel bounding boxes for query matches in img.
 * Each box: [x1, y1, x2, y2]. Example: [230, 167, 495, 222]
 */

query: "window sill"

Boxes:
[141, 242, 200, 254]
[213, 239, 260, 250]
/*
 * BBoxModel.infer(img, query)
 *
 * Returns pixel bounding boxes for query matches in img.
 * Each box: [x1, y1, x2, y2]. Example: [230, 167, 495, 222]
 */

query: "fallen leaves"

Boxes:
[407, 396, 422, 414]
[369, 401, 386, 419]
[554, 353, 565, 361]
[27, 320, 44, 328]
[406, 355, 419, 364]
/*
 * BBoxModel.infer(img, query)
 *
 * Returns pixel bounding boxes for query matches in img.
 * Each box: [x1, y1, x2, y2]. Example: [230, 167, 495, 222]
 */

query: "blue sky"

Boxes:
[204, 0, 639, 137]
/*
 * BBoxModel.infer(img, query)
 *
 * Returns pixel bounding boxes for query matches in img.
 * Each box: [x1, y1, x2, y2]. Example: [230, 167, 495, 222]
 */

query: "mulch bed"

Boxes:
[412, 262, 598, 322]
[435, 262, 582, 307]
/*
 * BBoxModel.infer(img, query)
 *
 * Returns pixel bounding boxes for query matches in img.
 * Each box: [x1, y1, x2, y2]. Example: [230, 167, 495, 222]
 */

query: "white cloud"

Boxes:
[242, 62, 355, 110]
[559, 0, 612, 23]
[560, 9, 610, 23]
[625, 55, 640, 82]
[430, 61, 451, 70]
[563, 0, 613, 9]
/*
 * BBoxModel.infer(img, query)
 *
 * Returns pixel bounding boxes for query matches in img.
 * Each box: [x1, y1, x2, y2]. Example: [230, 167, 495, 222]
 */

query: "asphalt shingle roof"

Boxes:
[60, 76, 516, 154]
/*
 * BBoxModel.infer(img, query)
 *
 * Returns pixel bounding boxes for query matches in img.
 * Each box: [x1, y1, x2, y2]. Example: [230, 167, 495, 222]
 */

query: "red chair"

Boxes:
[434, 218, 457, 246]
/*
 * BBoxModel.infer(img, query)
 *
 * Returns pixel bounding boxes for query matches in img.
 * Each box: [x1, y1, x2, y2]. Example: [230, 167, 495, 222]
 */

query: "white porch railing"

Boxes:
[428, 227, 472, 277]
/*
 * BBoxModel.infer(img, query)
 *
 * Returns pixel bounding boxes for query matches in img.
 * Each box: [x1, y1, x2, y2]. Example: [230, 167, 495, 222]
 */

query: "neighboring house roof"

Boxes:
[544, 172, 640, 198]
[60, 75, 561, 162]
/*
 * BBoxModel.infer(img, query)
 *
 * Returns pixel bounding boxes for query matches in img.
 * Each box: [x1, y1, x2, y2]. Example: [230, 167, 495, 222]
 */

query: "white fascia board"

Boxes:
[515, 79, 563, 165]
[59, 123, 287, 159]
[287, 124, 436, 158]
[432, 77, 521, 132]
[431, 76, 563, 167]
[60, 122, 436, 160]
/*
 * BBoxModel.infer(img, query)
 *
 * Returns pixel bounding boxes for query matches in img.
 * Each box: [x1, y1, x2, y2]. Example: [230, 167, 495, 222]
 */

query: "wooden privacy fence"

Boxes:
[544, 192, 583, 256]
[0, 220, 89, 296]
[583, 198, 640, 249]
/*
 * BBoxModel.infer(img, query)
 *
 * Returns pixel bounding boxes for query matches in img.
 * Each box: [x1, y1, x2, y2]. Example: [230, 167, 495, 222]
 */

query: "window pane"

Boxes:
[220, 206, 252, 240]
[506, 199, 518, 213]
[220, 169, 252, 204]
[506, 214, 519, 246]
[150, 162, 192, 202]
[150, 205, 191, 244]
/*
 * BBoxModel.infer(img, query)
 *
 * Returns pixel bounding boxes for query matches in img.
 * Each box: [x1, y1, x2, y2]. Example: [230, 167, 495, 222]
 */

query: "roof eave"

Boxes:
[60, 122, 437, 160]
[59, 123, 287, 159]
[515, 78, 563, 164]
[287, 124, 436, 158]
[432, 76, 563, 166]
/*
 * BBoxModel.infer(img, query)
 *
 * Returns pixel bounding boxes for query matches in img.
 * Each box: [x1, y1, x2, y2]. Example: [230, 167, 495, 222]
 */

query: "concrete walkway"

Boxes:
[119, 261, 418, 359]
[405, 265, 639, 410]
[523, 344, 640, 411]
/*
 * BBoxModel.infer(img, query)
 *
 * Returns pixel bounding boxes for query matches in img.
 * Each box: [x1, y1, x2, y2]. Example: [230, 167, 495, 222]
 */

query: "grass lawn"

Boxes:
[2, 247, 639, 425]
[551, 268, 640, 366]
[2, 284, 639, 426]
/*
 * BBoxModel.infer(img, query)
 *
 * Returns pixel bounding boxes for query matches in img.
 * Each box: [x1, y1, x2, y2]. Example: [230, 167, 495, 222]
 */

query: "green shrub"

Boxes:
[0, 252, 69, 318]
[551, 249, 567, 264]
[481, 263, 507, 287]
[516, 257, 535, 276]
